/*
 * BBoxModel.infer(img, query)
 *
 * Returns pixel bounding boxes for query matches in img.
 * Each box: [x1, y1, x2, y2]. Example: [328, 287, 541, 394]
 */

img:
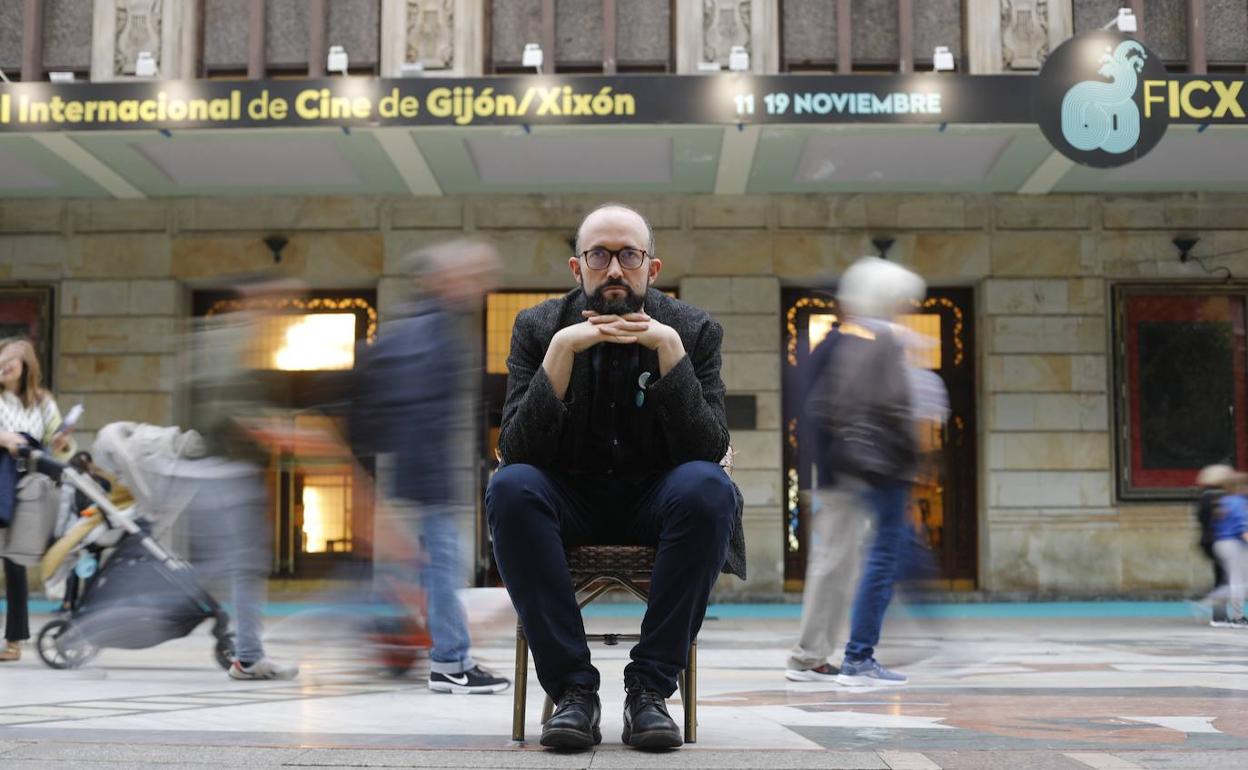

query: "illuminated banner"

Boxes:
[1, 54, 1246, 169]
[0, 74, 1029, 132]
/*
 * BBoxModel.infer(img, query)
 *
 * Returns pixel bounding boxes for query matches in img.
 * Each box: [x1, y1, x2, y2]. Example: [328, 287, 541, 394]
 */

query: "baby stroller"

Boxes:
[20, 446, 234, 670]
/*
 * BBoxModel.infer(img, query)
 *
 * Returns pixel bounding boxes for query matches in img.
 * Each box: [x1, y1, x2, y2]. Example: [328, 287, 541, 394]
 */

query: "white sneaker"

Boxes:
[785, 663, 840, 682]
[428, 665, 510, 694]
[229, 657, 299, 680]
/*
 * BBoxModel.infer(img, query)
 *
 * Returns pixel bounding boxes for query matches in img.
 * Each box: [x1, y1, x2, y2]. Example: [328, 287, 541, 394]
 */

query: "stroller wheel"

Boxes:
[214, 634, 236, 671]
[37, 619, 97, 670]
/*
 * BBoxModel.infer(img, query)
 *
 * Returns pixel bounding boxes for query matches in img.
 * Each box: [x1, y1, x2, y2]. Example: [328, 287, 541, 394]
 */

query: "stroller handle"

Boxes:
[16, 446, 66, 481]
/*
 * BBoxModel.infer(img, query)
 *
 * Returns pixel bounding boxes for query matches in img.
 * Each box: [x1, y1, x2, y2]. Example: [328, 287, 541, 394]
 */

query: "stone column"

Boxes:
[681, 273, 784, 597]
[677, 0, 779, 74]
[381, 0, 484, 78]
[91, 0, 198, 82]
[967, 0, 1072, 75]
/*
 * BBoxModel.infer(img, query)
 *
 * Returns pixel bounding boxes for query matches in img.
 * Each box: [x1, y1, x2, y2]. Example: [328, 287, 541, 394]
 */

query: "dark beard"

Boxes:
[586, 278, 645, 315]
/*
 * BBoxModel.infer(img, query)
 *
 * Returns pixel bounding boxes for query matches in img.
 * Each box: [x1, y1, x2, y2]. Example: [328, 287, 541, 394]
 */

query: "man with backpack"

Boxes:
[785, 257, 928, 687]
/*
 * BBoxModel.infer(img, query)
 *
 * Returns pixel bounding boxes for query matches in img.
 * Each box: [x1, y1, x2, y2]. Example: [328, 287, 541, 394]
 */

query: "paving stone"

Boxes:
[926, 750, 1092, 769]
[1116, 751, 1248, 769]
[3, 742, 307, 765]
[296, 748, 589, 767]
[589, 750, 887, 768]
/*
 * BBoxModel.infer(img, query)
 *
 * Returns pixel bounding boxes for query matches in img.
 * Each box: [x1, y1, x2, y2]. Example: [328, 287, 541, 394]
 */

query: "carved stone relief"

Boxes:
[702, 0, 751, 64]
[114, 0, 163, 75]
[1001, 0, 1049, 70]
[406, 0, 455, 69]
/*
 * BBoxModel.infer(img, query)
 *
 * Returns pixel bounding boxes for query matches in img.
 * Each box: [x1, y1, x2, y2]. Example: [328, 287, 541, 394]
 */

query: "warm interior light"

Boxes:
[806, 312, 941, 369]
[271, 313, 355, 370]
[897, 313, 942, 370]
[808, 313, 839, 352]
[303, 486, 326, 553]
[301, 474, 351, 554]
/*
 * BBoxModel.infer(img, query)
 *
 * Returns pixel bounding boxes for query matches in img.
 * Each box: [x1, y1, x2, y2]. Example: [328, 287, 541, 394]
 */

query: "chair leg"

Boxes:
[684, 639, 697, 743]
[511, 625, 528, 742]
[541, 694, 555, 725]
[676, 664, 686, 712]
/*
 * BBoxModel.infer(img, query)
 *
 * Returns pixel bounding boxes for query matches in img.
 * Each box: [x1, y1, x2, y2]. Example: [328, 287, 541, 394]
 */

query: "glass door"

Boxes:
[781, 287, 978, 591]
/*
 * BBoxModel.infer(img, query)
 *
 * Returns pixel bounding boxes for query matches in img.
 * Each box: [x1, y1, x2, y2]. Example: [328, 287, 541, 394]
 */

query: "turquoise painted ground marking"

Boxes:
[7, 600, 1197, 620]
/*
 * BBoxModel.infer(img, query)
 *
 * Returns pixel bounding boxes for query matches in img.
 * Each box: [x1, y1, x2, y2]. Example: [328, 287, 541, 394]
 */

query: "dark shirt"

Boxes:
[1197, 489, 1219, 547]
[579, 343, 653, 479]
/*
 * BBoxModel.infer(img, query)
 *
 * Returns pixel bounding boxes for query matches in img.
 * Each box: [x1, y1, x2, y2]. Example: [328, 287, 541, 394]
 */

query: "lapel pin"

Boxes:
[635, 371, 652, 407]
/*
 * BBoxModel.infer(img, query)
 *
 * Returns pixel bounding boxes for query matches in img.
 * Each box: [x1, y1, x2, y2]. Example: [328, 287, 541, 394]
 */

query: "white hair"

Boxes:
[836, 256, 926, 320]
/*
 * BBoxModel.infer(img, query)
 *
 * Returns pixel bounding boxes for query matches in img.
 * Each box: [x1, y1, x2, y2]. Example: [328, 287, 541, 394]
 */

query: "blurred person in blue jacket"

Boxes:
[351, 239, 509, 693]
[1208, 467, 1248, 628]
[1195, 464, 1236, 626]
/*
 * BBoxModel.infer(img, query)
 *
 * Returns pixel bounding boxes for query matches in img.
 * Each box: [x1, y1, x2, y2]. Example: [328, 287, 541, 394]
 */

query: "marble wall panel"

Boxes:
[556, 0, 601, 65]
[44, 0, 94, 71]
[328, 0, 380, 67]
[782, 0, 836, 64]
[266, 0, 309, 67]
[491, 0, 541, 66]
[204, 0, 250, 70]
[617, 0, 670, 65]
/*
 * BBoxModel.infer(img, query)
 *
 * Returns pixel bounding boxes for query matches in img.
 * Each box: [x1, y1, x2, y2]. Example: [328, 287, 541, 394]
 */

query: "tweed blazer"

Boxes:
[497, 287, 746, 579]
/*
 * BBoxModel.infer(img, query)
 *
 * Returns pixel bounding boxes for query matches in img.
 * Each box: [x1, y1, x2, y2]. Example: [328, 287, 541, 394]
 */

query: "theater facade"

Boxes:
[1, 1, 1246, 598]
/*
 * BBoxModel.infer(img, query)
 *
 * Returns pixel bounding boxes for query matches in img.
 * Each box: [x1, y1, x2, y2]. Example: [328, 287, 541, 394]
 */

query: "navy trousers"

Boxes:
[486, 461, 735, 700]
[4, 558, 29, 642]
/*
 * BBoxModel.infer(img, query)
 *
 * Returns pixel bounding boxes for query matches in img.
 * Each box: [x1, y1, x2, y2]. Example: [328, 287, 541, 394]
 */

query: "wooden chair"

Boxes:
[510, 544, 698, 743]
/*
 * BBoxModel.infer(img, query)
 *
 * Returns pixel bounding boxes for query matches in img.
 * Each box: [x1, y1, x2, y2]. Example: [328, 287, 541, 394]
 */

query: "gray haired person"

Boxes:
[786, 257, 929, 687]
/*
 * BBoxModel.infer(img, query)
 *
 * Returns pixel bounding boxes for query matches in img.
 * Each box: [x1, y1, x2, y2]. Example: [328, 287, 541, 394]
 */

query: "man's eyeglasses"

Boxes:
[577, 246, 648, 270]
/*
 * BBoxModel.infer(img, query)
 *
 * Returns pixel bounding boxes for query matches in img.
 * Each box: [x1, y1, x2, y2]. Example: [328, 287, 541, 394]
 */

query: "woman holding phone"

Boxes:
[0, 338, 73, 661]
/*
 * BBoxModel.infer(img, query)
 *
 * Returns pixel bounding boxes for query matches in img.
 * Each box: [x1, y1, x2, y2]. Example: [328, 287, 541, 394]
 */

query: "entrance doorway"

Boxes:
[781, 287, 978, 591]
[192, 289, 377, 580]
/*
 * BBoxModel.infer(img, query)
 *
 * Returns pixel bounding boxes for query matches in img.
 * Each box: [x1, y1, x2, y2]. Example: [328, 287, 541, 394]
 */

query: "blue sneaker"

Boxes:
[836, 658, 908, 686]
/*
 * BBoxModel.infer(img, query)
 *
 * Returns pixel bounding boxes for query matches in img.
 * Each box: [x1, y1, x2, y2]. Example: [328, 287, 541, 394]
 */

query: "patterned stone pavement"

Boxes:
[0, 607, 1246, 768]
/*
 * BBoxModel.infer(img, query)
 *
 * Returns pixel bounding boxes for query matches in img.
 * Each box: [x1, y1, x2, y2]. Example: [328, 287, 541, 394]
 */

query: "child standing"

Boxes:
[1211, 473, 1248, 628]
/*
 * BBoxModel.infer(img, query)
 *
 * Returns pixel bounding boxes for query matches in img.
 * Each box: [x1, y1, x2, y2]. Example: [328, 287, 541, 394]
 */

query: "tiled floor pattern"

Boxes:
[0, 610, 1245, 768]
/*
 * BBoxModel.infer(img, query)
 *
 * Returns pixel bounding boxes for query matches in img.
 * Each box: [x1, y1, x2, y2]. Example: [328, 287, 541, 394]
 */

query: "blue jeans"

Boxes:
[379, 502, 474, 675]
[844, 481, 910, 663]
[183, 469, 270, 663]
[486, 462, 735, 699]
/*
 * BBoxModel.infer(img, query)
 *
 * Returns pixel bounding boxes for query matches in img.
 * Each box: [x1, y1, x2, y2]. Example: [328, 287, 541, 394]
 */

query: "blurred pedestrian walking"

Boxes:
[1196, 464, 1238, 626]
[785, 257, 927, 687]
[183, 276, 302, 680]
[1205, 466, 1248, 628]
[351, 239, 509, 694]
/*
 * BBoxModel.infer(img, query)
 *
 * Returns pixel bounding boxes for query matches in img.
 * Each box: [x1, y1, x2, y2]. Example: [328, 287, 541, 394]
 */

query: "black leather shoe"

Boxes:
[622, 687, 682, 750]
[540, 685, 601, 750]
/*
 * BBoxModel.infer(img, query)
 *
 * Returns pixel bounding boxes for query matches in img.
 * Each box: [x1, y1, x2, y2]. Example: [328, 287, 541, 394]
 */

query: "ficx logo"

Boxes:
[1035, 31, 1168, 168]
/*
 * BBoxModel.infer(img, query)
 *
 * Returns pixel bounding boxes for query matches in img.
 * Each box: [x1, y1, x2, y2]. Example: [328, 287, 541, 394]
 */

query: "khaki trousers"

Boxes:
[787, 482, 870, 671]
